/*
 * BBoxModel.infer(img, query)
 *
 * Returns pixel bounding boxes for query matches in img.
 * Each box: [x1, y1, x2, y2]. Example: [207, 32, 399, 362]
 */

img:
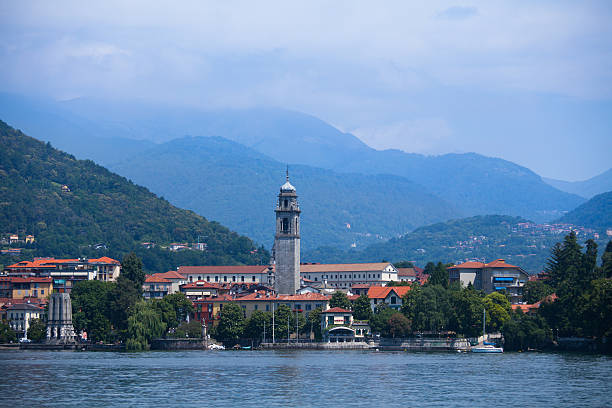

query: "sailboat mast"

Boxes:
[482, 308, 486, 338]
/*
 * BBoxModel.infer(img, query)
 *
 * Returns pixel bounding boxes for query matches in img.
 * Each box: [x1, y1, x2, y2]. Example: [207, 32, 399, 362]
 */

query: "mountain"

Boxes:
[303, 215, 608, 274]
[544, 168, 612, 199]
[109, 136, 460, 251]
[0, 120, 268, 272]
[555, 191, 612, 232]
[0, 94, 585, 223]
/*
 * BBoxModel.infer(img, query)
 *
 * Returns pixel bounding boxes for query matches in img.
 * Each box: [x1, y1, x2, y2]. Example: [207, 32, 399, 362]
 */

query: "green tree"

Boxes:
[172, 320, 203, 338]
[244, 310, 272, 341]
[125, 301, 166, 351]
[329, 291, 352, 310]
[26, 318, 47, 342]
[451, 286, 484, 337]
[71, 280, 113, 342]
[306, 307, 323, 341]
[150, 298, 177, 331]
[393, 261, 414, 268]
[108, 276, 142, 337]
[216, 302, 245, 345]
[163, 293, 194, 325]
[483, 292, 511, 332]
[388, 313, 411, 338]
[600, 241, 612, 278]
[370, 303, 396, 335]
[502, 310, 552, 351]
[0, 321, 17, 343]
[427, 262, 449, 288]
[522, 280, 553, 304]
[121, 252, 146, 288]
[352, 295, 373, 321]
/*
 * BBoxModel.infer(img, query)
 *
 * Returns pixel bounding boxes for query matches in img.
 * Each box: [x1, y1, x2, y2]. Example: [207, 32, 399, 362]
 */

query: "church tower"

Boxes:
[273, 169, 301, 294]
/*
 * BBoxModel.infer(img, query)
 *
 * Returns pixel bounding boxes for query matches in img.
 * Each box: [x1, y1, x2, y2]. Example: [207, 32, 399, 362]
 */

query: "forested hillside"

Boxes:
[0, 120, 268, 272]
[304, 215, 608, 273]
[556, 191, 612, 232]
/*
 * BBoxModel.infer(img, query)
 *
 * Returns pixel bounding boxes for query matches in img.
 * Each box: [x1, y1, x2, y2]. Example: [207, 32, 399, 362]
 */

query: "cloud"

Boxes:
[436, 6, 478, 20]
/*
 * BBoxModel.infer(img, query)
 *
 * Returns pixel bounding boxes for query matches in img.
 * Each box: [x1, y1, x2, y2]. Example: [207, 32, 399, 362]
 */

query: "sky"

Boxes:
[0, 1, 611, 181]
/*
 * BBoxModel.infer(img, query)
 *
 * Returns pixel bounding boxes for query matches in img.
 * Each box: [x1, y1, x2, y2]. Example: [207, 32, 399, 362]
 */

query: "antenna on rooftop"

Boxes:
[286, 165, 289, 182]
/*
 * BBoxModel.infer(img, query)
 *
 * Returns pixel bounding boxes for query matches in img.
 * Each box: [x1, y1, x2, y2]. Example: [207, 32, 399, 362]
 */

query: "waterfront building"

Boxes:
[150, 270, 187, 294]
[367, 286, 411, 311]
[448, 259, 529, 303]
[6, 302, 43, 337]
[4, 257, 121, 293]
[321, 307, 359, 342]
[272, 171, 301, 294]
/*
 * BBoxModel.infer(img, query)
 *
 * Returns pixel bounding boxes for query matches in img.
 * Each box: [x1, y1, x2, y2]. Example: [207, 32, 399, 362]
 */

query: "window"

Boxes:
[198, 276, 202, 281]
[314, 277, 318, 281]
[207, 276, 210, 282]
[282, 218, 289, 232]
[254, 305, 258, 310]
[215, 276, 219, 282]
[390, 296, 397, 304]
[328, 316, 334, 325]
[189, 276, 193, 282]
[241, 276, 245, 282]
[252, 276, 256, 282]
[306, 304, 312, 311]
[41, 290, 44, 295]
[224, 276, 227, 282]
[284, 199, 288, 207]
[266, 304, 270, 311]
[232, 276, 236, 282]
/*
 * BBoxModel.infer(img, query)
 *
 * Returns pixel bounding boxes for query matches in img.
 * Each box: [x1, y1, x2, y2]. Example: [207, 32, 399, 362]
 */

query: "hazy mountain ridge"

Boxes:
[0, 120, 268, 272]
[555, 191, 612, 232]
[544, 168, 612, 198]
[0, 93, 585, 226]
[110, 136, 461, 251]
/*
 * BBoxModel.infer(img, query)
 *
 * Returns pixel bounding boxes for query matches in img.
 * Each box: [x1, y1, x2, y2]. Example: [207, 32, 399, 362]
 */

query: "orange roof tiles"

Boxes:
[447, 261, 486, 269]
[397, 268, 417, 276]
[155, 271, 186, 280]
[367, 285, 410, 299]
[144, 275, 171, 283]
[323, 307, 352, 314]
[484, 259, 520, 268]
[6, 257, 119, 268]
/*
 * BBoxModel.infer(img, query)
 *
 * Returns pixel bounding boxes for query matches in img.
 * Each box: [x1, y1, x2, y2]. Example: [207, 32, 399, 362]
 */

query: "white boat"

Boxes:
[471, 309, 503, 353]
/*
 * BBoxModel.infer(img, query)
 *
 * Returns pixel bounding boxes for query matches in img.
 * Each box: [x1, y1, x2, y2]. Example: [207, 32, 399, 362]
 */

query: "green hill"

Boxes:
[304, 215, 608, 273]
[556, 191, 612, 232]
[0, 120, 268, 272]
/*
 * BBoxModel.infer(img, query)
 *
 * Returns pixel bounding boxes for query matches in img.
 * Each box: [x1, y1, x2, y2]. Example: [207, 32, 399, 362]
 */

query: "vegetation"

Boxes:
[0, 120, 268, 273]
[305, 215, 608, 274]
[0, 320, 17, 343]
[26, 318, 47, 342]
[556, 191, 612, 232]
[329, 291, 351, 310]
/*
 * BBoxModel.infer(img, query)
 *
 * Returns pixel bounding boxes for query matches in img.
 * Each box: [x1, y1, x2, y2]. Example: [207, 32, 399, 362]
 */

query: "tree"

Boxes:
[352, 295, 373, 321]
[369, 304, 396, 335]
[428, 262, 449, 288]
[393, 261, 414, 268]
[172, 320, 203, 338]
[0, 321, 16, 343]
[306, 307, 323, 341]
[601, 241, 612, 279]
[71, 280, 113, 342]
[125, 301, 166, 351]
[329, 291, 352, 310]
[522, 281, 553, 304]
[216, 302, 245, 345]
[388, 313, 411, 338]
[243, 310, 272, 341]
[108, 276, 142, 337]
[502, 310, 552, 351]
[121, 252, 146, 288]
[163, 293, 194, 325]
[483, 292, 511, 332]
[26, 318, 47, 342]
[150, 298, 177, 331]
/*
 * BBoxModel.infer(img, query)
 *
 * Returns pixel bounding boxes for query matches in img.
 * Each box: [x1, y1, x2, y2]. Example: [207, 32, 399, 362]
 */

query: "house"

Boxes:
[177, 265, 271, 285]
[152, 271, 187, 294]
[396, 267, 424, 282]
[6, 302, 44, 337]
[8, 277, 53, 300]
[9, 234, 19, 244]
[180, 281, 221, 300]
[25, 235, 35, 244]
[300, 262, 399, 289]
[367, 286, 411, 311]
[512, 294, 558, 315]
[448, 259, 529, 304]
[169, 243, 189, 252]
[350, 283, 372, 296]
[321, 307, 358, 342]
[143, 275, 172, 299]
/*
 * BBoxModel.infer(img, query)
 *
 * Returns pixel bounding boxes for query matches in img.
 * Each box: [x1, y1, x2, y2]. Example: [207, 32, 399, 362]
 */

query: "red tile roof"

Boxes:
[367, 285, 411, 299]
[397, 268, 417, 277]
[484, 259, 520, 268]
[6, 256, 119, 268]
[155, 271, 186, 280]
[447, 261, 485, 270]
[144, 275, 171, 283]
[323, 307, 352, 314]
[351, 283, 373, 289]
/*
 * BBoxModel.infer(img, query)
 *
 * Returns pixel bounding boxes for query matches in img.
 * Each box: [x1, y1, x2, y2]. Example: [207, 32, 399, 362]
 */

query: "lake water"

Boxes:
[0, 350, 610, 407]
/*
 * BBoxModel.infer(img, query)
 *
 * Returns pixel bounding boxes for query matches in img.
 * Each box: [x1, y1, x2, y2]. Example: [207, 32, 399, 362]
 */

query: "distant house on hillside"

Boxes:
[367, 286, 411, 311]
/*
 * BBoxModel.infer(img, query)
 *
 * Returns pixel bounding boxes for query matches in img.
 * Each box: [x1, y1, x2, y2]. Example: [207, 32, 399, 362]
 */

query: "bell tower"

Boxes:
[273, 169, 301, 294]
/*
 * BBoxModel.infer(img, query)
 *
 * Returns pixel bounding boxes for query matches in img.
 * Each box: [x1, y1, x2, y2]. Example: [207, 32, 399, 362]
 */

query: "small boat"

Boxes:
[208, 344, 225, 350]
[471, 309, 503, 353]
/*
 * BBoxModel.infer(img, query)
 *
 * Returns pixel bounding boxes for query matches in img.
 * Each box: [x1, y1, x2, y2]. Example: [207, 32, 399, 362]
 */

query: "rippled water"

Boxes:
[0, 350, 610, 407]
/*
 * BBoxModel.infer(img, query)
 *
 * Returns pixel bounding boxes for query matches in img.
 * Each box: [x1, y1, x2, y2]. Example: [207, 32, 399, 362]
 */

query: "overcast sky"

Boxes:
[1, 1, 611, 180]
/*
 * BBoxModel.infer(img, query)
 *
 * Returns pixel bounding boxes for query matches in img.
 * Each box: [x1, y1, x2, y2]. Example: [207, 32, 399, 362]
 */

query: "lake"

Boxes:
[0, 350, 610, 407]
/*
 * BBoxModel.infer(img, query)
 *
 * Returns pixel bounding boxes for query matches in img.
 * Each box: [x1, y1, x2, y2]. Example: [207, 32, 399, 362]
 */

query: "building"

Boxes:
[396, 266, 424, 283]
[180, 281, 221, 300]
[143, 275, 172, 299]
[6, 302, 44, 337]
[151, 271, 187, 294]
[9, 277, 53, 300]
[367, 286, 411, 311]
[177, 265, 270, 285]
[321, 307, 359, 342]
[4, 257, 121, 293]
[46, 293, 76, 344]
[448, 259, 530, 303]
[273, 171, 301, 294]
[300, 263, 399, 289]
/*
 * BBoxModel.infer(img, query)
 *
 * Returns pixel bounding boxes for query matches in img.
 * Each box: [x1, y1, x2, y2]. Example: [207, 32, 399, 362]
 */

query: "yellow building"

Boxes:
[10, 277, 53, 300]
